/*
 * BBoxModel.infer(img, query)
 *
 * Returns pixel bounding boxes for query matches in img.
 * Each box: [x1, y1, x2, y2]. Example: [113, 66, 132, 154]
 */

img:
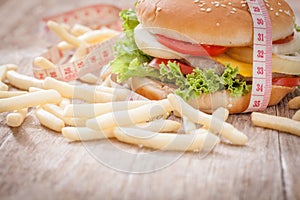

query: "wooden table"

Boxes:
[0, 0, 299, 199]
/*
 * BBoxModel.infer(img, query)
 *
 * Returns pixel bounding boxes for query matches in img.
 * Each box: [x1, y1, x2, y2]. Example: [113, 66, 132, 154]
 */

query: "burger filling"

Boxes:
[110, 9, 300, 101]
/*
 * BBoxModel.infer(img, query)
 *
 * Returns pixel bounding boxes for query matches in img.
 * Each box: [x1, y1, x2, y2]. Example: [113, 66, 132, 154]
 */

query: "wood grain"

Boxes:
[0, 0, 299, 199]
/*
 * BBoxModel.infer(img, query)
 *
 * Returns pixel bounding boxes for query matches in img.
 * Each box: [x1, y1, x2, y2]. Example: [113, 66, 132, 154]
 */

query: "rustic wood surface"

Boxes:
[0, 0, 300, 199]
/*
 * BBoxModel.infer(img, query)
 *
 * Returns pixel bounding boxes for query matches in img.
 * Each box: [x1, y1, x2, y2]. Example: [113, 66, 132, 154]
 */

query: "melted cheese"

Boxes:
[214, 54, 300, 76]
[212, 55, 253, 77]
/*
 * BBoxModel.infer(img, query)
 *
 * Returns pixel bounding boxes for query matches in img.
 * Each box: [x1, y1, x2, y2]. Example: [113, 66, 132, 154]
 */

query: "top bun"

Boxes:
[135, 0, 295, 46]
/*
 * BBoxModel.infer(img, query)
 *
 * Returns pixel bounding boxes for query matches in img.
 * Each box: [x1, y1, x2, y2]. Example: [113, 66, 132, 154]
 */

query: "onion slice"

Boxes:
[272, 32, 300, 55]
[272, 53, 300, 75]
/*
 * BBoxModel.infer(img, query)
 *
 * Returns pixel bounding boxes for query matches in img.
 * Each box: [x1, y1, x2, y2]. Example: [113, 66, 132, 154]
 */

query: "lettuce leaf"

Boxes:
[110, 9, 153, 82]
[295, 23, 300, 32]
[221, 65, 250, 96]
[158, 61, 249, 100]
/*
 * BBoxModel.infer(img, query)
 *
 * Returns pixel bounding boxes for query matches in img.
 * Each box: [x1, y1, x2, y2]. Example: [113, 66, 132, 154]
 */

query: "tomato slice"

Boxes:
[156, 34, 228, 57]
[272, 77, 300, 87]
[149, 58, 194, 75]
[273, 33, 294, 44]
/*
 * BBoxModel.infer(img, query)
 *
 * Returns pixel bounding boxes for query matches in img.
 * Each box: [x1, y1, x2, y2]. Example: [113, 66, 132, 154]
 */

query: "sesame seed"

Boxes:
[278, 2, 282, 6]
[279, 9, 283, 12]
[198, 4, 204, 7]
[284, 10, 291, 16]
[216, 22, 220, 26]
[266, 3, 270, 7]
[215, 3, 220, 7]
[242, 3, 247, 7]
[211, 1, 215, 5]
[228, 2, 232, 6]
[270, 7, 273, 11]
[221, 4, 226, 7]
[230, 10, 236, 14]
[200, 8, 206, 11]
[275, 12, 279, 16]
[206, 8, 212, 12]
[194, 0, 200, 3]
[240, 0, 247, 3]
[157, 7, 162, 11]
[232, 8, 237, 11]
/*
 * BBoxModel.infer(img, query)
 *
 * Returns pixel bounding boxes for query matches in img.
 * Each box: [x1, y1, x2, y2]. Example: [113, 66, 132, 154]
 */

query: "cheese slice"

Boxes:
[212, 55, 253, 77]
[213, 54, 300, 77]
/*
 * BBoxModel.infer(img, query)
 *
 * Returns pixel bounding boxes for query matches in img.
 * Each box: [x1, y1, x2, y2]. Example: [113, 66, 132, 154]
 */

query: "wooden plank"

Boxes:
[277, 90, 300, 200]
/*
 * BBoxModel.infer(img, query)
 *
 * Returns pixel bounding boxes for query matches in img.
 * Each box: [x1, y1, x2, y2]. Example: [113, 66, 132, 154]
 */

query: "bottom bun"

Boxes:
[131, 77, 295, 114]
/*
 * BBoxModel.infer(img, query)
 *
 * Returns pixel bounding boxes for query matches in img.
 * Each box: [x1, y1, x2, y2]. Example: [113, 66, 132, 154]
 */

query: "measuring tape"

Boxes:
[33, 35, 120, 81]
[245, 0, 273, 112]
[33, 4, 122, 82]
[43, 4, 122, 30]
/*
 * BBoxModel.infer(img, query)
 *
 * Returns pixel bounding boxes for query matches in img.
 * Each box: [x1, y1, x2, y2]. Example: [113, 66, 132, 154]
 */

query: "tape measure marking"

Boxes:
[245, 0, 272, 112]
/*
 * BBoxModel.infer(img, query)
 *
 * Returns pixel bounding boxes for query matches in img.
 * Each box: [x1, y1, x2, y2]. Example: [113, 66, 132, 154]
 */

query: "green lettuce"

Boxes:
[295, 24, 300, 32]
[110, 9, 153, 82]
[159, 61, 250, 100]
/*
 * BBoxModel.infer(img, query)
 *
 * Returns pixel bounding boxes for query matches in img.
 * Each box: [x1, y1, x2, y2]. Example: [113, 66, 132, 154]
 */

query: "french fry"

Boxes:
[76, 28, 119, 44]
[69, 44, 88, 63]
[167, 94, 247, 145]
[28, 86, 43, 92]
[251, 112, 300, 136]
[43, 77, 113, 103]
[0, 91, 27, 98]
[0, 64, 18, 81]
[96, 86, 131, 101]
[208, 107, 230, 134]
[33, 57, 56, 69]
[62, 127, 114, 141]
[42, 103, 87, 127]
[0, 64, 18, 91]
[0, 89, 62, 112]
[129, 119, 181, 133]
[182, 116, 197, 133]
[70, 24, 92, 36]
[6, 108, 28, 127]
[79, 73, 99, 84]
[86, 99, 172, 131]
[57, 28, 119, 50]
[63, 117, 87, 127]
[113, 127, 220, 152]
[47, 21, 86, 48]
[64, 100, 151, 118]
[292, 110, 300, 121]
[288, 96, 300, 110]
[59, 98, 71, 109]
[0, 81, 8, 91]
[6, 70, 44, 91]
[35, 108, 65, 132]
[62, 119, 180, 142]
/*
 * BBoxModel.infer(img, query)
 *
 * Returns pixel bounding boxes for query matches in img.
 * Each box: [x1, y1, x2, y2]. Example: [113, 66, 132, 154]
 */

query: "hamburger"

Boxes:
[110, 0, 300, 113]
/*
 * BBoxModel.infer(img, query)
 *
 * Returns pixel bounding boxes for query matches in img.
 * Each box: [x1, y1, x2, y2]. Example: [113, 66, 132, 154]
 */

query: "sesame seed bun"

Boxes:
[135, 0, 295, 46]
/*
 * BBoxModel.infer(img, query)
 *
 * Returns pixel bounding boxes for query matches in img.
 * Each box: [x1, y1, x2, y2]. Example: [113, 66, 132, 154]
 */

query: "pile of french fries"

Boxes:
[0, 20, 250, 153]
[0, 66, 249, 152]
